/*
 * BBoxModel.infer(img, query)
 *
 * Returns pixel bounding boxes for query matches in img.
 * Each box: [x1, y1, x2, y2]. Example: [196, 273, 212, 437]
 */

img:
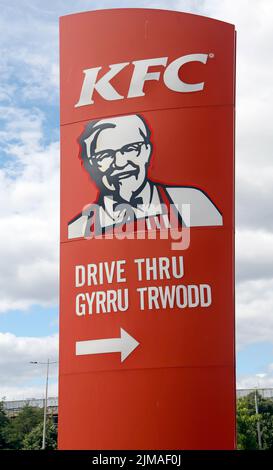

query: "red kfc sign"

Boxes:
[59, 9, 236, 449]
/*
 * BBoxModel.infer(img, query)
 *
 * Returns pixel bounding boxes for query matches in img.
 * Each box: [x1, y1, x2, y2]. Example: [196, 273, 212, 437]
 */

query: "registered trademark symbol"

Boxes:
[209, 53, 215, 59]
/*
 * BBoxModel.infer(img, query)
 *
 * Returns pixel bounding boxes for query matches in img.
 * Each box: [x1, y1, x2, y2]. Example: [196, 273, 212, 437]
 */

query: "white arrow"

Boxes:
[75, 328, 140, 362]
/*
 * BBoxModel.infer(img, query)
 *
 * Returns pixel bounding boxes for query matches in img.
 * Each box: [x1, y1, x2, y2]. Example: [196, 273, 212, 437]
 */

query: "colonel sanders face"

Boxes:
[80, 114, 152, 202]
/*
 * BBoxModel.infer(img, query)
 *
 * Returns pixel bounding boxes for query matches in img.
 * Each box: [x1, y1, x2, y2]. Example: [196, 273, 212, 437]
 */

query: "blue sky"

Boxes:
[0, 0, 273, 400]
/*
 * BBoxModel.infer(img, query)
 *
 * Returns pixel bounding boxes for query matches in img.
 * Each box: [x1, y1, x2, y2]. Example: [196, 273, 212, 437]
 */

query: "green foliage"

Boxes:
[1, 393, 273, 450]
[237, 396, 258, 449]
[4, 405, 43, 450]
[237, 392, 273, 450]
[22, 418, 57, 450]
[0, 401, 10, 449]
[0, 401, 57, 450]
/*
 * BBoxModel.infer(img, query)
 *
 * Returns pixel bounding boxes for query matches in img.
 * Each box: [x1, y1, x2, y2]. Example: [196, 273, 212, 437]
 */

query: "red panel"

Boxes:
[59, 8, 236, 450]
[60, 9, 235, 125]
[59, 230, 233, 374]
[58, 367, 235, 450]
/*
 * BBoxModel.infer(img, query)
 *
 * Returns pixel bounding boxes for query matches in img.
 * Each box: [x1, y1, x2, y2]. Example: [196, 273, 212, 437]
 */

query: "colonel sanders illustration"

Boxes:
[68, 114, 223, 239]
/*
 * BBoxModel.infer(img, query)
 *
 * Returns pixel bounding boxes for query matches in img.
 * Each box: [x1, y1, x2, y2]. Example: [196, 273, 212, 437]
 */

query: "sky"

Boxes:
[0, 0, 273, 400]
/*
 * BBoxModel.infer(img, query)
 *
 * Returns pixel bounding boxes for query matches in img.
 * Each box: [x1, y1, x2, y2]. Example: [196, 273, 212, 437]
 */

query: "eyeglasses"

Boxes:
[89, 141, 146, 162]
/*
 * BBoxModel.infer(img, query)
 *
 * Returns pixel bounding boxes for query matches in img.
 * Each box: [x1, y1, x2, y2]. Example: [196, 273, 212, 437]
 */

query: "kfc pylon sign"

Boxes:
[59, 9, 236, 450]
[75, 54, 209, 107]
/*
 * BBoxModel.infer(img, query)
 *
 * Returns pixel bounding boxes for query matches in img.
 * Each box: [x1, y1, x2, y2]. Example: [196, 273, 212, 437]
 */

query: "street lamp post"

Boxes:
[255, 373, 265, 450]
[254, 388, 262, 450]
[42, 359, 49, 450]
[30, 359, 57, 450]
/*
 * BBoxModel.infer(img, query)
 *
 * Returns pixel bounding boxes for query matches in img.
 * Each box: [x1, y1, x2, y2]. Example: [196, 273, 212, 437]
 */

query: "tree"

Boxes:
[237, 396, 258, 449]
[4, 405, 43, 450]
[237, 392, 273, 450]
[0, 401, 10, 450]
[22, 418, 57, 450]
[256, 394, 273, 449]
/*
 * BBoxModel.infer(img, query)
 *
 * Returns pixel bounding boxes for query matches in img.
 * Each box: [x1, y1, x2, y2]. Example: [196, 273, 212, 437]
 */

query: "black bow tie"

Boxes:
[113, 196, 143, 211]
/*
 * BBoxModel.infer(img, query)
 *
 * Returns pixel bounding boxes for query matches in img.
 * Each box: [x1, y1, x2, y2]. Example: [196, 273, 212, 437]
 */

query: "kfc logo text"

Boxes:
[75, 54, 209, 107]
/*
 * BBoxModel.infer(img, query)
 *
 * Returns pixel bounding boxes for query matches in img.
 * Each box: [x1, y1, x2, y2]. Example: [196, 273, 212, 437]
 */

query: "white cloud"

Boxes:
[1, 382, 58, 402]
[236, 277, 273, 349]
[0, 332, 58, 400]
[0, 106, 59, 312]
[236, 230, 273, 282]
[237, 369, 273, 390]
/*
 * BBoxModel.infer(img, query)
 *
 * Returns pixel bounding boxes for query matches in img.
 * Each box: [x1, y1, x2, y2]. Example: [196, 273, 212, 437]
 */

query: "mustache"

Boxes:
[107, 163, 140, 183]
